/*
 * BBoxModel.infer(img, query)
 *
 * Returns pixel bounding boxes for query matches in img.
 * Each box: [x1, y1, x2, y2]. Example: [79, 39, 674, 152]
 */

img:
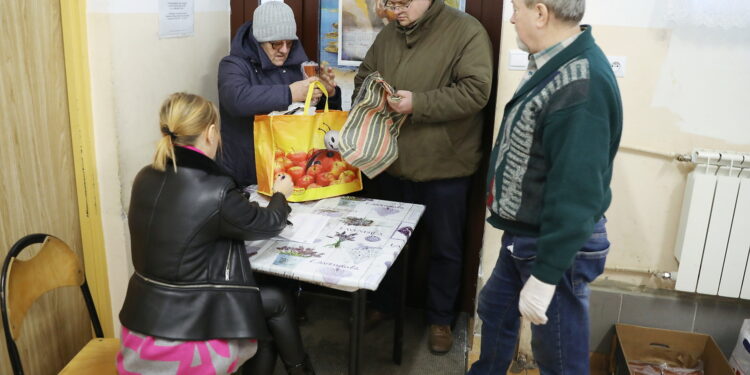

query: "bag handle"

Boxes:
[304, 80, 329, 114]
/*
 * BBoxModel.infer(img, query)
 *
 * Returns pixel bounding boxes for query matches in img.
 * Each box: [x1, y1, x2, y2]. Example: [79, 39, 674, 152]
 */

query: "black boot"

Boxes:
[285, 354, 315, 375]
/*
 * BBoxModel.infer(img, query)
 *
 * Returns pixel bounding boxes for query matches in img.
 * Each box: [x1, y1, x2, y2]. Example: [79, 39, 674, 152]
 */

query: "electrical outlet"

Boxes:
[509, 49, 529, 71]
[607, 56, 627, 78]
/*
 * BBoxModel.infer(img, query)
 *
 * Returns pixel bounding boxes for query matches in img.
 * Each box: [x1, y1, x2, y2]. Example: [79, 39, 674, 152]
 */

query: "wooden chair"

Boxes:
[1, 234, 119, 374]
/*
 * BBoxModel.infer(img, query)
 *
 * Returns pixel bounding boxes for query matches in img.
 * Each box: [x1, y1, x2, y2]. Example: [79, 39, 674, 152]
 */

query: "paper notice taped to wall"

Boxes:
[159, 0, 194, 38]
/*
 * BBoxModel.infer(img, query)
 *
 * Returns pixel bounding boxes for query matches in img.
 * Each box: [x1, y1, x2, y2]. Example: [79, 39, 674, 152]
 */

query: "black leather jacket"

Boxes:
[119, 146, 290, 340]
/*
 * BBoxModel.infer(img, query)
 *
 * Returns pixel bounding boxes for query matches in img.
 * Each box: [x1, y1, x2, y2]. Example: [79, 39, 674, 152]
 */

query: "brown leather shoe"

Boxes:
[429, 324, 453, 354]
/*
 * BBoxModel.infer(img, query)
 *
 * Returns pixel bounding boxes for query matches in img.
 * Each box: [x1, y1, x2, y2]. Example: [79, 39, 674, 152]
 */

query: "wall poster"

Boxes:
[336, 0, 464, 66]
[320, 0, 465, 109]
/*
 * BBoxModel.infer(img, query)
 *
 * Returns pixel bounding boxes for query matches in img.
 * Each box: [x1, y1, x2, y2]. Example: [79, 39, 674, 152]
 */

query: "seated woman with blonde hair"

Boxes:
[118, 92, 315, 374]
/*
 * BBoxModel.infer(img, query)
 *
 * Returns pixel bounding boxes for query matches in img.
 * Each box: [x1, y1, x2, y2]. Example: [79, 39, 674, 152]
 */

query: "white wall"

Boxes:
[480, 0, 750, 300]
[86, 0, 750, 338]
[87, 0, 231, 332]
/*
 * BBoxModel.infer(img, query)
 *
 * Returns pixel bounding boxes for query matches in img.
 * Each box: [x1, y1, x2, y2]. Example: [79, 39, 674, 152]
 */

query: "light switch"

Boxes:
[509, 49, 529, 71]
[607, 56, 627, 78]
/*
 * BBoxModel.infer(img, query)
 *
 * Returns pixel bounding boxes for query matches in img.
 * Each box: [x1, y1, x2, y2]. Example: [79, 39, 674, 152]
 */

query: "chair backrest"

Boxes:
[1, 234, 104, 375]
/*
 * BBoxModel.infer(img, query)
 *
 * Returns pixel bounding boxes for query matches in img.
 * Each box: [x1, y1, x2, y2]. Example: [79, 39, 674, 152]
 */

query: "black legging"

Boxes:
[243, 286, 306, 374]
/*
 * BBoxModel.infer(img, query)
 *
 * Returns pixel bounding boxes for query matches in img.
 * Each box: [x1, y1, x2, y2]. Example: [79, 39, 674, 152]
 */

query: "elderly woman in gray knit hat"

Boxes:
[218, 1, 341, 189]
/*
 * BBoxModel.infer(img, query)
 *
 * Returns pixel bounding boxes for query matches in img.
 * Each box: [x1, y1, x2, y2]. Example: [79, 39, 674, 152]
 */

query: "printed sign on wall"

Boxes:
[159, 0, 195, 38]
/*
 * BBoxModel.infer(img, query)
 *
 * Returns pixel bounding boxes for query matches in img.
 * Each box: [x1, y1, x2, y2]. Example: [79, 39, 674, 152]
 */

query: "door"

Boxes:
[461, 0, 503, 315]
[0, 1, 92, 374]
[229, 0, 503, 316]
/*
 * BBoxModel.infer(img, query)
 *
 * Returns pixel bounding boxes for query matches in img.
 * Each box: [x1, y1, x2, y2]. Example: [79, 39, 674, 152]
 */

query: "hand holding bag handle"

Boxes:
[254, 80, 360, 202]
[303, 81, 329, 114]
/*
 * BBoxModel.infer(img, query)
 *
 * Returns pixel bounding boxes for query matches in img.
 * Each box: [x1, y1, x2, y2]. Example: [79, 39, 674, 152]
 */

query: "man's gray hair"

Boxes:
[524, 0, 585, 24]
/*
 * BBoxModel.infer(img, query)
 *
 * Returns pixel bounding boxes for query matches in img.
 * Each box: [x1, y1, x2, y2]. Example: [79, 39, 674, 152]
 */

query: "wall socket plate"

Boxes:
[607, 56, 627, 78]
[509, 49, 529, 71]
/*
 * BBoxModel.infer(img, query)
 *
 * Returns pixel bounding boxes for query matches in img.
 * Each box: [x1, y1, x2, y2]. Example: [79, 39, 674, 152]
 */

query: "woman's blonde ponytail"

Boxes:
[153, 129, 177, 171]
[152, 93, 219, 171]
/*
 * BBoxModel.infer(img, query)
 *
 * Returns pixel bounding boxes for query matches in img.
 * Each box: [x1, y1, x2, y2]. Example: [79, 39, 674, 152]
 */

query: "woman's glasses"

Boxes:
[269, 40, 294, 50]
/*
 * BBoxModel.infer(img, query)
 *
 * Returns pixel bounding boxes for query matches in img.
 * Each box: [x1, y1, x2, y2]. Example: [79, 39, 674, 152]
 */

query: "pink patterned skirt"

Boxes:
[117, 326, 257, 375]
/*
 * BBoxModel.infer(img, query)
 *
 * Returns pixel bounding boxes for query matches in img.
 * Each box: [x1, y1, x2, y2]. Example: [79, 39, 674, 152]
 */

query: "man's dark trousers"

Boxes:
[366, 172, 470, 325]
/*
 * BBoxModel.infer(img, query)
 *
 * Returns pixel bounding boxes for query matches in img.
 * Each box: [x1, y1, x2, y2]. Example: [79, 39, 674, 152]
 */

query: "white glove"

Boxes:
[518, 275, 556, 325]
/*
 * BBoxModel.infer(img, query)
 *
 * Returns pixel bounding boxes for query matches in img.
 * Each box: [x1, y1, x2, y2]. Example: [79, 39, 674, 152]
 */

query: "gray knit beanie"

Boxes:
[253, 2, 298, 42]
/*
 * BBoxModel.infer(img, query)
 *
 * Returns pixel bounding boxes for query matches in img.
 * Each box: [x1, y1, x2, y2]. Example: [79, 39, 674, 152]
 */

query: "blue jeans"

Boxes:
[468, 219, 609, 375]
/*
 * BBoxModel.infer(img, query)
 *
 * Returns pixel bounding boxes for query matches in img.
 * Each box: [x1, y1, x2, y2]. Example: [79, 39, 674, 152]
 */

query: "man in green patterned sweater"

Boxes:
[469, 0, 622, 373]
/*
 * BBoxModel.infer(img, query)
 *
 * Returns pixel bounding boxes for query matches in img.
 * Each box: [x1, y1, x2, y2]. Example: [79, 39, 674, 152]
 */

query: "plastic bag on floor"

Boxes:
[730, 319, 750, 375]
[628, 360, 703, 375]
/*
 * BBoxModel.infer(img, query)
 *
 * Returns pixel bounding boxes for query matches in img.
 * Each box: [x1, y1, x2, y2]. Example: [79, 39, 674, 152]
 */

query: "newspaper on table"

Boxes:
[243, 186, 424, 292]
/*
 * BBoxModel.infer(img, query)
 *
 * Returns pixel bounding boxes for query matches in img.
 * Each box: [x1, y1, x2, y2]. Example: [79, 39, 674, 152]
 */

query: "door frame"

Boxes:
[228, 0, 503, 315]
[461, 0, 503, 315]
[60, 0, 114, 337]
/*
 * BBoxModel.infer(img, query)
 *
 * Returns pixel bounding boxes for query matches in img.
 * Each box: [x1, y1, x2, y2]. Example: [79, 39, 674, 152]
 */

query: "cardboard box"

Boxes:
[612, 324, 733, 374]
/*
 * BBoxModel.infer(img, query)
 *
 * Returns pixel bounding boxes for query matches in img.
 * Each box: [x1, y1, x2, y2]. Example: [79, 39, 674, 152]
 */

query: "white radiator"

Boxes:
[674, 150, 750, 299]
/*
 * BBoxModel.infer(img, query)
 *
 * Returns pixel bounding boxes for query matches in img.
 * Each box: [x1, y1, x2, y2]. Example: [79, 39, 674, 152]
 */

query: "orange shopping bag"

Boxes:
[254, 81, 362, 202]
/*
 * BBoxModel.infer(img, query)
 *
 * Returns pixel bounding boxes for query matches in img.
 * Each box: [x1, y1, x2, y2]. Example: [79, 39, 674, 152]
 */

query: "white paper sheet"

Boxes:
[159, 0, 194, 38]
[278, 213, 329, 244]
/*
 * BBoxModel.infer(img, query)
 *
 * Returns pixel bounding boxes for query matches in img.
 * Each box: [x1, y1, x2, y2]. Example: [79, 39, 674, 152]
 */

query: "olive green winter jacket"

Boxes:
[352, 0, 493, 181]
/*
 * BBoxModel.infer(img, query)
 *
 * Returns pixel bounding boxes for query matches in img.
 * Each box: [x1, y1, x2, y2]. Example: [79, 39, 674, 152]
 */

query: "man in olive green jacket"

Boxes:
[352, 0, 493, 354]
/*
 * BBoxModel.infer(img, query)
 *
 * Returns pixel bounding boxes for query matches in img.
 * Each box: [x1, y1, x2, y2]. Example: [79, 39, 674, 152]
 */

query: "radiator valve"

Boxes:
[676, 153, 693, 162]
[653, 271, 674, 280]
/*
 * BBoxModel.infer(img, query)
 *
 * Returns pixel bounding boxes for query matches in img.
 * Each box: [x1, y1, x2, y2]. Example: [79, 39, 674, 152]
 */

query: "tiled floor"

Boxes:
[267, 289, 615, 374]
[467, 336, 609, 375]
[275, 292, 468, 374]
[499, 354, 608, 375]
[509, 370, 540, 375]
[506, 369, 605, 375]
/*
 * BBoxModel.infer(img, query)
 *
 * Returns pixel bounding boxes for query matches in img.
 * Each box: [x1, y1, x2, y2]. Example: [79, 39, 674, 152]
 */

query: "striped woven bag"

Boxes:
[338, 72, 408, 178]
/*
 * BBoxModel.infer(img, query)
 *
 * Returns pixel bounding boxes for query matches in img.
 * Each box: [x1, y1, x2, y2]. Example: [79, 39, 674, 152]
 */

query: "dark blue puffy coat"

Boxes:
[217, 21, 342, 187]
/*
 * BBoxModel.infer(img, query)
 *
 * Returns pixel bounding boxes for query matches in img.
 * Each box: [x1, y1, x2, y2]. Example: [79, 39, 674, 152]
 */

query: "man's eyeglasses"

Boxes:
[384, 0, 413, 11]
[268, 40, 294, 50]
